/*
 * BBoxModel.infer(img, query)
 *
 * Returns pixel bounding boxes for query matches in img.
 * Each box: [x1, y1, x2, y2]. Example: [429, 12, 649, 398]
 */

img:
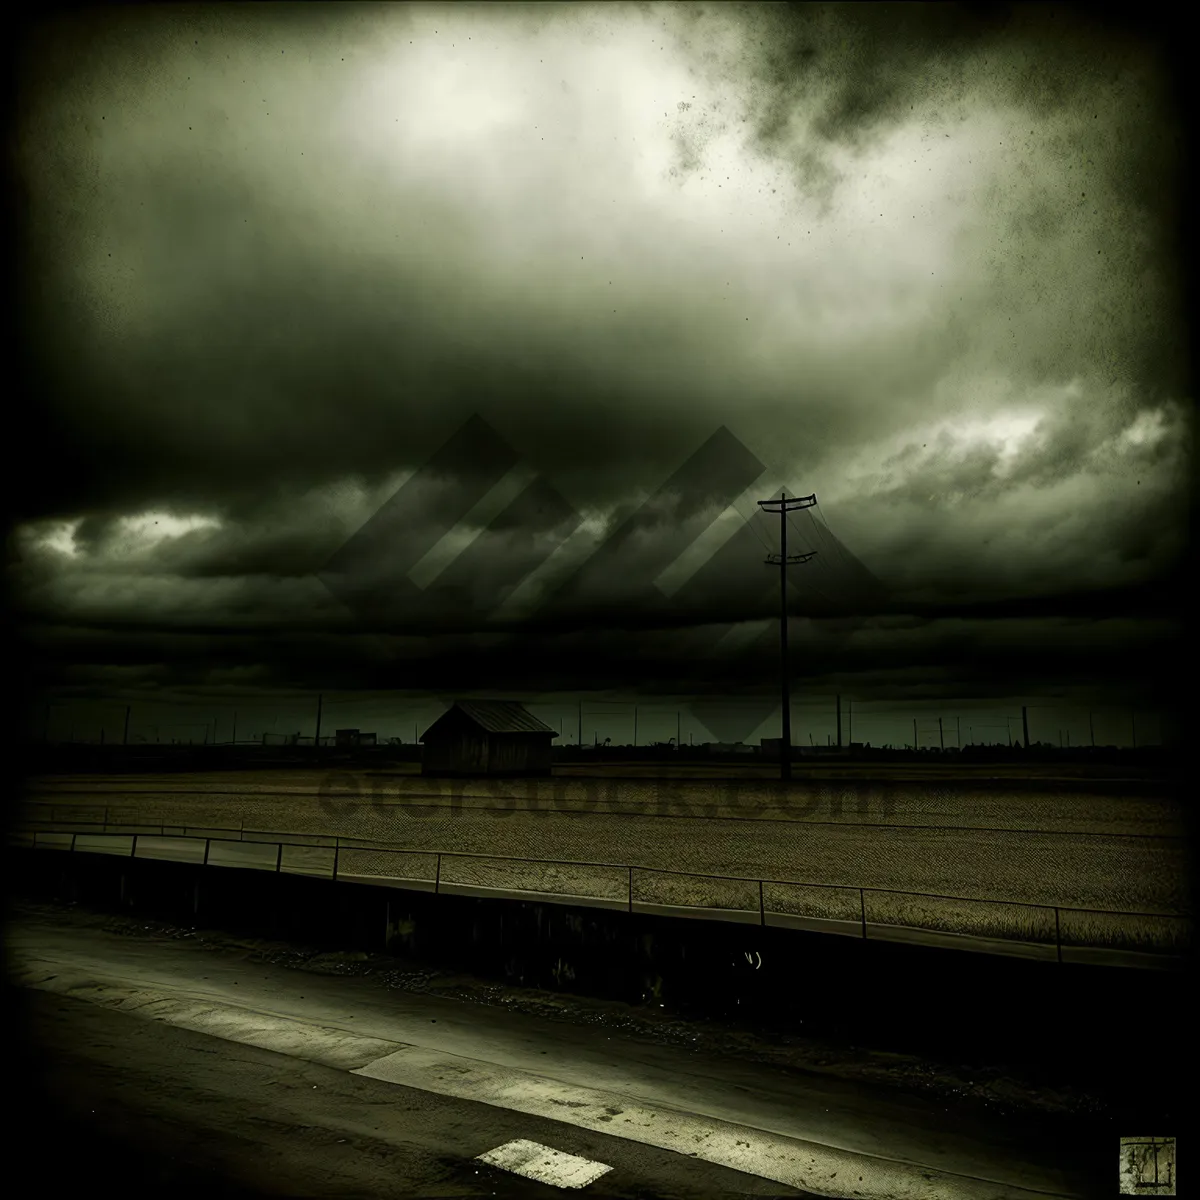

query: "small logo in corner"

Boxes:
[1120, 1137, 1175, 1196]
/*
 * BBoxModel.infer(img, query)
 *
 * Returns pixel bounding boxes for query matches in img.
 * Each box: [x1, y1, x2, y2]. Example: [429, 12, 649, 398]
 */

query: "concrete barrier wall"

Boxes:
[9, 841, 1190, 1076]
[9, 827, 1190, 970]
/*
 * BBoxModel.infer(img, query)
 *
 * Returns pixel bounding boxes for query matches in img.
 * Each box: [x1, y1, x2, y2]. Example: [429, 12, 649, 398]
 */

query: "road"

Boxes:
[21, 771, 1191, 914]
[9, 909, 1115, 1199]
[18, 992, 806, 1199]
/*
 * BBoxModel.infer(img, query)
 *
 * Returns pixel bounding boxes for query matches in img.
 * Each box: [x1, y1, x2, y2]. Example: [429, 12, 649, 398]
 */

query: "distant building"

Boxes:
[420, 700, 558, 776]
[704, 741, 755, 755]
[760, 737, 789, 760]
[763, 738, 852, 759]
[335, 729, 377, 747]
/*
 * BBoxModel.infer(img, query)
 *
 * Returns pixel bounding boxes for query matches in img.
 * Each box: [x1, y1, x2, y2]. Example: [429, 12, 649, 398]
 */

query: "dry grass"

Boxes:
[437, 856, 627, 901]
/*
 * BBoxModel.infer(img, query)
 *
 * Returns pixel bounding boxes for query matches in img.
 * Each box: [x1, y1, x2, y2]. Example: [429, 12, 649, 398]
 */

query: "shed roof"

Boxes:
[421, 700, 558, 740]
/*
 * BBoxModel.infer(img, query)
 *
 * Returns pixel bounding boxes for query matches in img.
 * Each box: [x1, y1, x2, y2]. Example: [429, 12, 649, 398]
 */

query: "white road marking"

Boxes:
[19, 962, 1078, 1200]
[355, 1046, 1066, 1200]
[20, 969, 406, 1070]
[477, 1139, 612, 1190]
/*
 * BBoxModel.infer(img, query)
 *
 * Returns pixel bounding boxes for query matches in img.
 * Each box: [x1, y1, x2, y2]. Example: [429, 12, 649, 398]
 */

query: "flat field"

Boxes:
[20, 769, 1190, 921]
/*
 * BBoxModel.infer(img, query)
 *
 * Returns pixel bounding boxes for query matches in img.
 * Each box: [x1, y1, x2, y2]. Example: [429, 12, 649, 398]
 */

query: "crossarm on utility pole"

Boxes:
[757, 494, 817, 515]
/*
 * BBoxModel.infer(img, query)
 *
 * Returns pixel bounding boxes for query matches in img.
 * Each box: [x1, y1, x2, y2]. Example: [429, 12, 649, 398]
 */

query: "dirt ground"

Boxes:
[18, 773, 1191, 918]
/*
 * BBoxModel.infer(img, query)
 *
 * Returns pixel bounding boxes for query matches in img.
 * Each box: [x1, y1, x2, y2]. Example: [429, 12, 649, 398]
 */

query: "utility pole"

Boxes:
[633, 706, 638, 748]
[315, 693, 323, 749]
[938, 716, 944, 751]
[848, 697, 853, 745]
[913, 717, 918, 751]
[231, 712, 237, 745]
[757, 490, 817, 782]
[956, 715, 961, 749]
[676, 711, 681, 750]
[1089, 711, 1095, 748]
[836, 694, 842, 749]
[578, 701, 582, 747]
[123, 705, 131, 746]
[1022, 705, 1030, 750]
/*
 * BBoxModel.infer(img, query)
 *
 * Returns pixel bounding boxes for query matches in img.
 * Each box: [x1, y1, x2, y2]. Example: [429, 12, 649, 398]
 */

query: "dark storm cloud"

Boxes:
[16, 3, 1184, 506]
[23, 605, 1178, 710]
[12, 3, 1189, 704]
[715, 1, 1188, 404]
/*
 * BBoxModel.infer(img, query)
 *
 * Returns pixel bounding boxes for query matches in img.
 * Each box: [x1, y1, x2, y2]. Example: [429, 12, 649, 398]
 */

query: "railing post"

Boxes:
[860, 889, 867, 939]
[435, 853, 441, 895]
[628, 866, 633, 913]
[759, 879, 765, 927]
[1055, 907, 1062, 963]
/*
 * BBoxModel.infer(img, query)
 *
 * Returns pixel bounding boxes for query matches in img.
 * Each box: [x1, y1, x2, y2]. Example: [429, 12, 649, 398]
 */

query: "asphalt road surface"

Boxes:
[18, 991, 815, 1199]
[9, 909, 1121, 1199]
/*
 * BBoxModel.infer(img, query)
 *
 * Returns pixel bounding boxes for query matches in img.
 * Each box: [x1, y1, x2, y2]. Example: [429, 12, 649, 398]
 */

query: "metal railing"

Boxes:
[13, 809, 1191, 967]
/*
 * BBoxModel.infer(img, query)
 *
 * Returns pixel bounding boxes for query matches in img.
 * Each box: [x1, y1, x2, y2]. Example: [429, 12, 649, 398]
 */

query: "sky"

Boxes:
[11, 2, 1191, 747]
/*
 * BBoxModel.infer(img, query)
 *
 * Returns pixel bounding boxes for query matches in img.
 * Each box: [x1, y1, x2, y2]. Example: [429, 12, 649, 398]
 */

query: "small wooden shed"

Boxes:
[420, 700, 558, 776]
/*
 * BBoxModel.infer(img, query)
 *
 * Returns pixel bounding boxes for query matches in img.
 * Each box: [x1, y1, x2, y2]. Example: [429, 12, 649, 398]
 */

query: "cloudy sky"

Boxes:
[12, 3, 1189, 746]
